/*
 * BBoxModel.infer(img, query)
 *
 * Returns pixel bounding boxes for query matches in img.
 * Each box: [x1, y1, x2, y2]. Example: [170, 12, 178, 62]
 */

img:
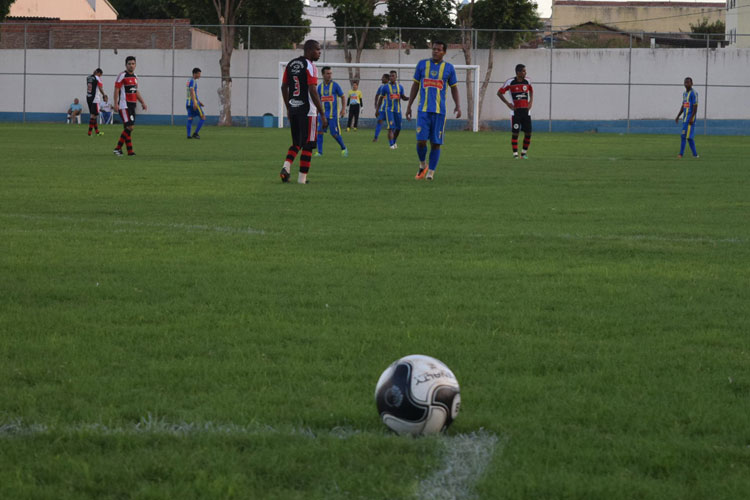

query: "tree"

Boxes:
[1, 0, 15, 21]
[247, 0, 310, 49]
[689, 18, 726, 41]
[456, 0, 540, 124]
[386, 0, 455, 49]
[324, 0, 387, 84]
[211, 0, 245, 126]
[108, 0, 188, 19]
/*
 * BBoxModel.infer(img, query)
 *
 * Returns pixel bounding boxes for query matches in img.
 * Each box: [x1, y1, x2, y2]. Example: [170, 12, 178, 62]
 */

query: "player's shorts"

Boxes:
[377, 108, 386, 122]
[511, 111, 532, 134]
[416, 112, 447, 145]
[385, 110, 402, 130]
[318, 115, 340, 136]
[186, 103, 205, 119]
[289, 113, 317, 148]
[681, 121, 696, 139]
[87, 100, 99, 115]
[119, 103, 137, 127]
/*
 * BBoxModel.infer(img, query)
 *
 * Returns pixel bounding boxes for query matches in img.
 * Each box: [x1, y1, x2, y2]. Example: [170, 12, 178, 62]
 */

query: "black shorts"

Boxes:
[87, 100, 99, 115]
[512, 112, 532, 134]
[119, 103, 137, 127]
[289, 114, 317, 148]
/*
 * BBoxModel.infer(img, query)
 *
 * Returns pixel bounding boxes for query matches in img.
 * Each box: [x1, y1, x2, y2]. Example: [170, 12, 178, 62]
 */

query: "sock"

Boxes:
[688, 139, 698, 157]
[374, 121, 382, 139]
[286, 145, 301, 164]
[116, 130, 127, 150]
[94, 120, 99, 134]
[316, 134, 323, 154]
[187, 118, 193, 137]
[194, 118, 204, 135]
[299, 147, 312, 183]
[124, 130, 133, 154]
[512, 135, 519, 154]
[334, 134, 346, 150]
[428, 148, 441, 171]
[88, 117, 95, 135]
[523, 134, 531, 153]
[282, 161, 291, 173]
[679, 136, 686, 156]
[417, 144, 427, 163]
[389, 138, 395, 146]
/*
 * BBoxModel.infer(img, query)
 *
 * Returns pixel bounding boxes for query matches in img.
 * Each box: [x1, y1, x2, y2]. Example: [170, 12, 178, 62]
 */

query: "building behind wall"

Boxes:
[726, 0, 750, 46]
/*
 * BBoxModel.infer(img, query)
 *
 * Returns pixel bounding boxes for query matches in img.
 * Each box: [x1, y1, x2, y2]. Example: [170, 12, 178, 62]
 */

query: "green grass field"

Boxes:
[1, 123, 749, 499]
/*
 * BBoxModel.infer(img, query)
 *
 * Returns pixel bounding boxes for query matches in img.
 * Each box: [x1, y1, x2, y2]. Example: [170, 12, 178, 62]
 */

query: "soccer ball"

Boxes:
[374, 354, 461, 436]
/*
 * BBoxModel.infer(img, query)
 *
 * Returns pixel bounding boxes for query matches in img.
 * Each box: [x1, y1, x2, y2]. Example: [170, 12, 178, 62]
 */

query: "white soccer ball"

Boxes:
[374, 354, 461, 436]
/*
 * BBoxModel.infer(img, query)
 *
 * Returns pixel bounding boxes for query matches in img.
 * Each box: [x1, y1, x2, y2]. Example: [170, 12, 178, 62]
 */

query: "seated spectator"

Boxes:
[99, 95, 113, 125]
[67, 98, 83, 124]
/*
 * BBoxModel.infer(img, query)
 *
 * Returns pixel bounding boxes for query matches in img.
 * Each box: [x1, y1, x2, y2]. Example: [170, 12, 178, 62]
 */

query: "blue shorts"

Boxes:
[186, 104, 204, 119]
[385, 110, 402, 130]
[681, 121, 696, 139]
[416, 112, 447, 145]
[318, 115, 341, 135]
[377, 109, 386, 122]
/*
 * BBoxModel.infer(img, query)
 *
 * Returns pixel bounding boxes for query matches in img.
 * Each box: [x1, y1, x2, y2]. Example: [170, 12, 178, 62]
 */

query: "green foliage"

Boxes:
[248, 0, 310, 49]
[0, 0, 14, 22]
[324, 0, 386, 49]
[386, 0, 455, 49]
[108, 0, 189, 19]
[468, 0, 541, 49]
[689, 18, 726, 40]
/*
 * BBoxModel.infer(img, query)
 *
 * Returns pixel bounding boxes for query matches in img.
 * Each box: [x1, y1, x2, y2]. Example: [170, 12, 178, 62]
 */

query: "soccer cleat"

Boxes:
[113, 149, 123, 156]
[393, 143, 398, 149]
[346, 127, 350, 132]
[191, 133, 200, 139]
[389, 145, 396, 150]
[280, 168, 290, 183]
[353, 127, 357, 131]
[187, 136, 192, 139]
[513, 154, 519, 160]
[96, 132, 104, 136]
[426, 172, 434, 180]
[415, 167, 427, 180]
[341, 148, 349, 157]
[372, 138, 378, 142]
[693, 155, 699, 159]
[521, 153, 528, 159]
[677, 154, 683, 158]
[313, 151, 322, 157]
[128, 152, 136, 156]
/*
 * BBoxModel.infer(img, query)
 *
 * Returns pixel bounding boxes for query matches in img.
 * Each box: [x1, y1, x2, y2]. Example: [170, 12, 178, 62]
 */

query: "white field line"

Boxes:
[1, 416, 501, 499]
[0, 213, 265, 235]
[468, 232, 745, 245]
[417, 429, 501, 500]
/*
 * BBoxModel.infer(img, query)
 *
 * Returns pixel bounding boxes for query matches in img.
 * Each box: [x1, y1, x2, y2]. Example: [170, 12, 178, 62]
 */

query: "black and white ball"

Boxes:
[374, 354, 461, 436]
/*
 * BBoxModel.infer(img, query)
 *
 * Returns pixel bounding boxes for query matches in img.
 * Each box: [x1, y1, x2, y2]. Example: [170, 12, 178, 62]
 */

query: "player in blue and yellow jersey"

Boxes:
[373, 73, 389, 142]
[675, 76, 699, 158]
[186, 67, 205, 139]
[376, 70, 409, 149]
[315, 67, 348, 157]
[406, 41, 461, 180]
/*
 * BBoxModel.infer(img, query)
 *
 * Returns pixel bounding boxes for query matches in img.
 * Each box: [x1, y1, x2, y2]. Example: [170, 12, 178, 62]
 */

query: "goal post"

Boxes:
[278, 62, 480, 132]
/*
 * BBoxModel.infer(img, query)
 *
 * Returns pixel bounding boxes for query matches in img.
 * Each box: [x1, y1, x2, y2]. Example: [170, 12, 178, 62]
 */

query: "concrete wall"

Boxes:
[1, 46, 749, 124]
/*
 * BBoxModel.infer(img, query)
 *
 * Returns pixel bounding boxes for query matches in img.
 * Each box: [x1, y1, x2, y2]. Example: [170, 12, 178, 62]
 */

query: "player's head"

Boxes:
[381, 73, 389, 84]
[303, 39, 322, 61]
[322, 66, 332, 82]
[73, 98, 79, 104]
[103, 95, 108, 102]
[352, 81, 358, 90]
[94, 68, 103, 76]
[389, 70, 397, 83]
[125, 56, 136, 72]
[431, 40, 447, 61]
[515, 64, 526, 78]
[684, 77, 693, 90]
[192, 67, 202, 79]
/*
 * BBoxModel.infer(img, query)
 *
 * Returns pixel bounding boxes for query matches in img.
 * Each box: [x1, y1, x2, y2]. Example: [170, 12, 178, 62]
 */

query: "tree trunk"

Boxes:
[477, 32, 497, 122]
[218, 23, 235, 126]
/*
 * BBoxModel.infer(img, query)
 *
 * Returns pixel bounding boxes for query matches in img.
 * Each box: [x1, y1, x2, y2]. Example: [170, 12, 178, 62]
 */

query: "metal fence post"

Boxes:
[627, 33, 632, 134]
[171, 24, 175, 126]
[704, 33, 709, 135]
[98, 23, 102, 67]
[250, 26, 251, 127]
[323, 28, 327, 62]
[548, 31, 553, 132]
[398, 27, 401, 65]
[23, 23, 27, 124]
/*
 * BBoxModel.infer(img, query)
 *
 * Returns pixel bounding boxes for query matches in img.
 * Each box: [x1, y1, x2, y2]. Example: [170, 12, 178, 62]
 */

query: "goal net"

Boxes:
[278, 62, 480, 132]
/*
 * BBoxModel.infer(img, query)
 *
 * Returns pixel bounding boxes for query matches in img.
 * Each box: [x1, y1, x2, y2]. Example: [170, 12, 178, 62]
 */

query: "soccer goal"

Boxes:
[278, 62, 481, 132]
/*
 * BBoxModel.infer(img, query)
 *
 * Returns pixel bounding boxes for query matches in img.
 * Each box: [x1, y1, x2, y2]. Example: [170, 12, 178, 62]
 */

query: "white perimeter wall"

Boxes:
[1, 47, 749, 121]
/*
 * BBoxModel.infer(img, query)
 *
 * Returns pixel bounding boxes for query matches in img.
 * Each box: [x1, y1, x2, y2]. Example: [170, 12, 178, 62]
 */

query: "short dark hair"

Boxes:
[515, 64, 526, 73]
[94, 68, 103, 75]
[432, 40, 447, 52]
[303, 39, 320, 52]
[352, 80, 359, 85]
[684, 76, 693, 83]
[322, 66, 332, 73]
[389, 70, 397, 76]
[382, 73, 389, 79]
[192, 67, 201, 74]
[125, 56, 136, 64]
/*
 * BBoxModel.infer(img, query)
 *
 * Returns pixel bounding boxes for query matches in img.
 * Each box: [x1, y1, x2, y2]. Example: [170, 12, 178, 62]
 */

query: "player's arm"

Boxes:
[675, 104, 684, 123]
[136, 90, 147, 111]
[113, 84, 119, 112]
[405, 81, 419, 120]
[98, 79, 107, 100]
[309, 85, 328, 129]
[400, 86, 409, 101]
[528, 86, 534, 111]
[339, 93, 346, 117]
[450, 84, 461, 119]
[497, 89, 514, 110]
[281, 83, 290, 116]
[689, 102, 697, 125]
[375, 94, 385, 115]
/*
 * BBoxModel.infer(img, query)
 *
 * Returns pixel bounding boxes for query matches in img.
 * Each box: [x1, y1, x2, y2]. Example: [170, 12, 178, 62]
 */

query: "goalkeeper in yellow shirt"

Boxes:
[346, 81, 363, 131]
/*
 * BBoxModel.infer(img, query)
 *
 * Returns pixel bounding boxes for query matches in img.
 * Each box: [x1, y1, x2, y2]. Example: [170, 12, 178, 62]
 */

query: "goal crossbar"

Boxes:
[278, 62, 480, 132]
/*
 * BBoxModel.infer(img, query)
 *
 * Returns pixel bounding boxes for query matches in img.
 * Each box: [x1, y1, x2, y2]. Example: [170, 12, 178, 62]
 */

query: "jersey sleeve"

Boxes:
[96, 76, 104, 88]
[499, 78, 512, 95]
[413, 60, 424, 83]
[527, 79, 533, 93]
[690, 91, 698, 105]
[447, 64, 458, 87]
[114, 72, 124, 89]
[378, 85, 386, 96]
[335, 83, 344, 97]
[306, 61, 318, 86]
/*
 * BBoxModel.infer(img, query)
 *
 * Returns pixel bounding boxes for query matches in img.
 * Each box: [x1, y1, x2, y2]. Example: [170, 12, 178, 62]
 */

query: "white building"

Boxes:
[9, 0, 118, 20]
[726, 0, 750, 47]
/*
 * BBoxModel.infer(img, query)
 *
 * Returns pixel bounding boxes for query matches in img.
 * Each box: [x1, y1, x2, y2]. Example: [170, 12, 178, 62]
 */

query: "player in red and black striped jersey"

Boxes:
[86, 68, 107, 136]
[279, 40, 327, 184]
[498, 64, 534, 159]
[112, 56, 148, 157]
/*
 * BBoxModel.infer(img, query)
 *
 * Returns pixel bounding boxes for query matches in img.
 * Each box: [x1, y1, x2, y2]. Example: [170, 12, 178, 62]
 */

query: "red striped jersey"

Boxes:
[499, 78, 533, 114]
[115, 71, 138, 108]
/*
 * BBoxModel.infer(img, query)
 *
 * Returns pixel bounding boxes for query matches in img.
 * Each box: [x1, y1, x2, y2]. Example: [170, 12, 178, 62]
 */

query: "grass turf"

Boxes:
[1, 123, 749, 499]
